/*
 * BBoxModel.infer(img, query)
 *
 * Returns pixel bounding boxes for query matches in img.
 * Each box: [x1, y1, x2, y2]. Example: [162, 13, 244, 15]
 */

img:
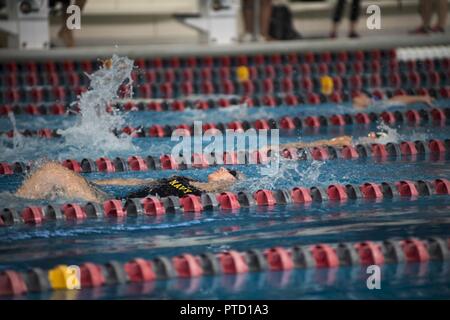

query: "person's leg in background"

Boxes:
[330, 0, 346, 38]
[410, 0, 433, 34]
[58, 0, 87, 47]
[348, 0, 361, 38]
[432, 0, 448, 32]
[241, 0, 254, 41]
[259, 0, 273, 41]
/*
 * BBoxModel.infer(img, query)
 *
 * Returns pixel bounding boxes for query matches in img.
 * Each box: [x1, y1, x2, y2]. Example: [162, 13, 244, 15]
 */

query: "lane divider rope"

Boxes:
[0, 236, 449, 297]
[1, 106, 448, 140]
[1, 138, 448, 176]
[1, 178, 449, 227]
[0, 85, 448, 116]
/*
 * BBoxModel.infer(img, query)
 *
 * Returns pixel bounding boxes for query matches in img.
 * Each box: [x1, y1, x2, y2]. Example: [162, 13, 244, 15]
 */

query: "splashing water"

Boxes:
[372, 122, 402, 144]
[8, 112, 24, 150]
[234, 159, 325, 193]
[355, 121, 431, 145]
[57, 55, 138, 155]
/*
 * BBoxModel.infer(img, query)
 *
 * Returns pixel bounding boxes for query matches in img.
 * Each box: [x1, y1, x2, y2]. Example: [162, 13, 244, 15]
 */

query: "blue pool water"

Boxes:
[1, 100, 450, 300]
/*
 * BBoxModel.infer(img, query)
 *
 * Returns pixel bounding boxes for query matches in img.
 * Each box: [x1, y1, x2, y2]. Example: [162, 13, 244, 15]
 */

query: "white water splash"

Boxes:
[234, 159, 325, 193]
[7, 112, 24, 150]
[372, 122, 402, 144]
[57, 55, 138, 155]
[356, 122, 430, 145]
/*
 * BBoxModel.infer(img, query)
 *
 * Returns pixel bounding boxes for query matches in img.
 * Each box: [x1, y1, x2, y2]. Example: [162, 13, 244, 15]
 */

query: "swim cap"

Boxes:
[226, 168, 245, 180]
[368, 132, 388, 139]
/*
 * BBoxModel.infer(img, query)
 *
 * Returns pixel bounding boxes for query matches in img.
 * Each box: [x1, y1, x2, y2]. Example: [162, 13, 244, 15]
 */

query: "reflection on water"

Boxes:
[7, 262, 449, 300]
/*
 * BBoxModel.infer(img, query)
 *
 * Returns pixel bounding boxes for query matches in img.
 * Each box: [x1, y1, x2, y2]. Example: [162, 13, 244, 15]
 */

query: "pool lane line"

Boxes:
[1, 106, 448, 139]
[0, 236, 449, 297]
[1, 64, 449, 112]
[1, 138, 449, 176]
[0, 84, 447, 116]
[1, 178, 449, 227]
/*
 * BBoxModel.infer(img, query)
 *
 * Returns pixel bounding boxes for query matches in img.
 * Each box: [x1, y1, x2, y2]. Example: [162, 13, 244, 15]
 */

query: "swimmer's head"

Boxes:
[367, 131, 388, 140]
[101, 58, 113, 69]
[208, 167, 244, 183]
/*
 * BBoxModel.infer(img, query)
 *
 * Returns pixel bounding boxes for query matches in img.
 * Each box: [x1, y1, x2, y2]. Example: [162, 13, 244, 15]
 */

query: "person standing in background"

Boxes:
[410, 0, 448, 34]
[241, 0, 273, 41]
[329, 0, 361, 38]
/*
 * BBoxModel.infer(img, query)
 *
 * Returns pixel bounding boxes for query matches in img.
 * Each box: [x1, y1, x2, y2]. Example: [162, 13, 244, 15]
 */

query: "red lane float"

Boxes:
[254, 190, 276, 206]
[227, 121, 245, 131]
[310, 244, 339, 268]
[0, 163, 13, 175]
[21, 207, 44, 224]
[62, 204, 87, 220]
[354, 242, 384, 265]
[124, 258, 156, 282]
[103, 200, 125, 217]
[327, 184, 348, 201]
[95, 157, 115, 173]
[291, 187, 312, 203]
[396, 180, 419, 197]
[128, 156, 148, 171]
[62, 159, 82, 173]
[434, 179, 450, 195]
[429, 139, 446, 153]
[380, 111, 396, 124]
[406, 110, 421, 124]
[400, 239, 430, 262]
[400, 141, 418, 156]
[431, 108, 446, 122]
[149, 125, 165, 137]
[311, 147, 329, 161]
[355, 113, 370, 124]
[142, 197, 166, 215]
[217, 192, 240, 210]
[360, 183, 383, 199]
[0, 271, 27, 296]
[330, 114, 346, 126]
[371, 144, 389, 158]
[173, 254, 203, 278]
[340, 145, 359, 159]
[265, 247, 294, 271]
[305, 116, 320, 128]
[219, 251, 249, 274]
[279, 116, 296, 129]
[80, 263, 105, 288]
[160, 155, 178, 170]
[180, 195, 203, 213]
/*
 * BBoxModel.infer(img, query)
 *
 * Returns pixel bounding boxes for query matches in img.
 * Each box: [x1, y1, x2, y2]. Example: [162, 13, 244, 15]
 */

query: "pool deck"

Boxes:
[0, 33, 450, 62]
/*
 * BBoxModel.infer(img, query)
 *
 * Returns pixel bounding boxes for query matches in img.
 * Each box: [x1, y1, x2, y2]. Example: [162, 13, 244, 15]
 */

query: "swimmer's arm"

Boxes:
[191, 181, 234, 193]
[267, 136, 353, 151]
[93, 178, 154, 186]
[388, 95, 434, 107]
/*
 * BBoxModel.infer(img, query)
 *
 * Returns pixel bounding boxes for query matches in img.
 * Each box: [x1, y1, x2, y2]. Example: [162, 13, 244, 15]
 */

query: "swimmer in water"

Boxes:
[15, 163, 245, 203]
[15, 135, 382, 203]
[352, 92, 434, 110]
[261, 132, 390, 154]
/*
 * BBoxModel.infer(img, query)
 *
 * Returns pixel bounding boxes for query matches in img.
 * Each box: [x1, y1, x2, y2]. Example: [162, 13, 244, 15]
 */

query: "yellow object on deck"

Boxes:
[320, 75, 334, 95]
[48, 265, 81, 290]
[236, 66, 250, 82]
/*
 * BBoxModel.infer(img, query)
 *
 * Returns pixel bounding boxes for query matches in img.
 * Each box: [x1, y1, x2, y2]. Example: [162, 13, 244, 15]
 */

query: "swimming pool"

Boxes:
[1, 48, 450, 300]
